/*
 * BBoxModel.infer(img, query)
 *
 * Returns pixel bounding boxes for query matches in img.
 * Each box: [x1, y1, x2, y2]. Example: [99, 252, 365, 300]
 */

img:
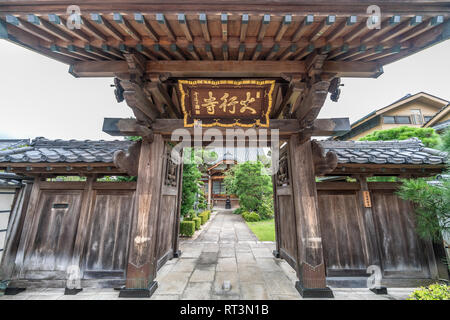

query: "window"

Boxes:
[410, 109, 423, 124]
[424, 116, 433, 123]
[212, 180, 225, 194]
[383, 116, 395, 124]
[395, 116, 411, 124]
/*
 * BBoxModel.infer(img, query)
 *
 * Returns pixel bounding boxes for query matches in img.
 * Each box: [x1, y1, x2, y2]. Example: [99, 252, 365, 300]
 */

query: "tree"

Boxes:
[397, 128, 450, 244]
[225, 161, 274, 220]
[359, 126, 441, 148]
[397, 178, 450, 241]
[180, 148, 217, 217]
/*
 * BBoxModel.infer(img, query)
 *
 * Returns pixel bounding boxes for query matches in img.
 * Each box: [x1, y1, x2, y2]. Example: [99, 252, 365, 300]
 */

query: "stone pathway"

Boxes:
[0, 210, 414, 300]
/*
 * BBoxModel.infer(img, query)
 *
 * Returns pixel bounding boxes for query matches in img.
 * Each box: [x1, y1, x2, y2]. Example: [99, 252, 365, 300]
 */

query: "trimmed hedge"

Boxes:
[193, 217, 201, 230]
[198, 212, 208, 224]
[242, 211, 260, 222]
[180, 221, 195, 237]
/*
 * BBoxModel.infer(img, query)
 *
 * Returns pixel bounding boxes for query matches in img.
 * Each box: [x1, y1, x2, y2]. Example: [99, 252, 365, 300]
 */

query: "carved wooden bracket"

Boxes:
[113, 140, 141, 176]
[311, 140, 338, 176]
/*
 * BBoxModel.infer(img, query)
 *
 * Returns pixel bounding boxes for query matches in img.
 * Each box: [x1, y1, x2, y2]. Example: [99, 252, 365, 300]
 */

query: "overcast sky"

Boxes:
[0, 39, 449, 141]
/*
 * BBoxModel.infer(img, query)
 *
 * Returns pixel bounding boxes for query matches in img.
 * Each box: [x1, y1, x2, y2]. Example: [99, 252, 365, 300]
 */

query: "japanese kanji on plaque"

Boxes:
[178, 79, 275, 127]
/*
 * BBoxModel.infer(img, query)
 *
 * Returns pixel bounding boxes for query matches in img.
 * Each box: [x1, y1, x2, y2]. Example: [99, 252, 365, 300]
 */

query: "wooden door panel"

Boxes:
[22, 190, 82, 278]
[371, 190, 431, 278]
[318, 191, 368, 276]
[83, 191, 133, 279]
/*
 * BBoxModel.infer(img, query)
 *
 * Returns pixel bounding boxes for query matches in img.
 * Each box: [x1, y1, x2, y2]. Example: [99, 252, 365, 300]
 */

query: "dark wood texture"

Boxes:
[125, 135, 165, 289]
[102, 117, 351, 138]
[371, 188, 434, 279]
[82, 190, 134, 279]
[1, 180, 138, 287]
[312, 180, 439, 281]
[288, 135, 327, 289]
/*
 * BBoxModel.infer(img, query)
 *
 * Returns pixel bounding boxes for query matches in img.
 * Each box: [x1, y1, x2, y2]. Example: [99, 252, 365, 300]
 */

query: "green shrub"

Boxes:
[257, 196, 274, 220]
[407, 283, 450, 300]
[242, 211, 260, 222]
[233, 207, 244, 215]
[180, 221, 195, 237]
[192, 217, 201, 230]
[201, 210, 211, 220]
[198, 211, 208, 224]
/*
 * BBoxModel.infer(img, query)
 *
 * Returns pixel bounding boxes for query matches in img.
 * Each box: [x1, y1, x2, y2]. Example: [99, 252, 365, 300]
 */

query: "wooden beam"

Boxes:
[240, 14, 249, 42]
[102, 45, 124, 59]
[187, 43, 200, 60]
[145, 81, 182, 118]
[221, 13, 228, 42]
[67, 45, 100, 60]
[295, 80, 330, 127]
[84, 44, 115, 60]
[343, 21, 367, 42]
[309, 15, 335, 42]
[275, 15, 292, 42]
[6, 15, 53, 42]
[27, 14, 73, 42]
[177, 13, 193, 42]
[251, 43, 262, 60]
[102, 117, 350, 137]
[90, 13, 124, 42]
[136, 44, 158, 61]
[134, 13, 158, 41]
[48, 14, 91, 42]
[113, 13, 141, 41]
[153, 44, 171, 60]
[205, 43, 214, 60]
[80, 16, 108, 42]
[266, 44, 280, 60]
[120, 80, 160, 121]
[199, 13, 210, 42]
[170, 43, 186, 60]
[257, 14, 271, 42]
[279, 44, 297, 60]
[51, 44, 88, 61]
[71, 60, 383, 78]
[238, 43, 246, 61]
[326, 15, 356, 42]
[222, 44, 228, 60]
[292, 14, 314, 42]
[274, 80, 305, 118]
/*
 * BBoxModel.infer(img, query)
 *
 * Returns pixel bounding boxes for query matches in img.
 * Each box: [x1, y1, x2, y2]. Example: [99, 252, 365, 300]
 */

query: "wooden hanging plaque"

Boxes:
[178, 79, 275, 127]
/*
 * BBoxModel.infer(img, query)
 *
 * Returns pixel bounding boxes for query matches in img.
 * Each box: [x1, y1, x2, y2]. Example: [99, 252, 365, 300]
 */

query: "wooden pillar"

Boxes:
[288, 135, 333, 298]
[172, 151, 184, 258]
[120, 135, 165, 298]
[207, 175, 212, 209]
[272, 174, 281, 258]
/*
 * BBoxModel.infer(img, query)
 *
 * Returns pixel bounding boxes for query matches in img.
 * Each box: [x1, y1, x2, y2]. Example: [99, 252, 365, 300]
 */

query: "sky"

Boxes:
[0, 39, 449, 141]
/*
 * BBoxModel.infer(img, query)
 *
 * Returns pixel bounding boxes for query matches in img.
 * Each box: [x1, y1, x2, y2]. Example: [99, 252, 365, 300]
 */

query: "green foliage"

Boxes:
[192, 217, 201, 230]
[197, 187, 208, 210]
[233, 207, 244, 215]
[397, 178, 450, 241]
[198, 211, 209, 224]
[224, 161, 274, 220]
[242, 211, 261, 222]
[359, 126, 441, 148]
[126, 136, 142, 142]
[246, 219, 275, 241]
[407, 283, 450, 300]
[366, 176, 398, 182]
[180, 221, 196, 237]
[257, 195, 275, 220]
[181, 148, 217, 217]
[439, 128, 450, 153]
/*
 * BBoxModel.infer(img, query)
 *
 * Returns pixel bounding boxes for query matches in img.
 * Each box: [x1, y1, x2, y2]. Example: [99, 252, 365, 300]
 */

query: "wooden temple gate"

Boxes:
[0, 0, 449, 297]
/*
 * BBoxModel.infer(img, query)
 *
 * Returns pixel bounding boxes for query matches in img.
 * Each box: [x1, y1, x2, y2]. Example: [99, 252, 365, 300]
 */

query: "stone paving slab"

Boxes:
[0, 210, 417, 300]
